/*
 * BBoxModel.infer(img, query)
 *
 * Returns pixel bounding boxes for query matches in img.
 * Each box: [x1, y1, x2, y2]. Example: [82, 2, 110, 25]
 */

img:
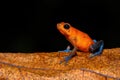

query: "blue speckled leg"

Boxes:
[58, 45, 71, 52]
[89, 40, 104, 58]
[93, 39, 97, 43]
[59, 47, 77, 64]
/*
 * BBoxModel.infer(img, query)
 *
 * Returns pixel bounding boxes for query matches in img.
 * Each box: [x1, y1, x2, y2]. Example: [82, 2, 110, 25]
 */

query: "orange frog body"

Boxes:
[57, 22, 94, 52]
[57, 22, 104, 63]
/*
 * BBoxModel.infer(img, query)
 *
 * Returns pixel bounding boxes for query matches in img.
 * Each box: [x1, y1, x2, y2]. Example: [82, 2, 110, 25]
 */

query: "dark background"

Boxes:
[1, 0, 120, 52]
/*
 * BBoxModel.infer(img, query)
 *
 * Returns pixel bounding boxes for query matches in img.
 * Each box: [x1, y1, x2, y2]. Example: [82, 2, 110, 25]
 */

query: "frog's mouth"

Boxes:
[57, 27, 64, 34]
[57, 23, 65, 34]
[59, 29, 65, 35]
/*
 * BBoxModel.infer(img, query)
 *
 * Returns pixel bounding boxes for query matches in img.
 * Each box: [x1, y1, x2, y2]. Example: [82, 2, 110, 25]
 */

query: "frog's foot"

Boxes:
[58, 45, 71, 52]
[89, 40, 104, 58]
[59, 53, 76, 64]
[59, 47, 77, 65]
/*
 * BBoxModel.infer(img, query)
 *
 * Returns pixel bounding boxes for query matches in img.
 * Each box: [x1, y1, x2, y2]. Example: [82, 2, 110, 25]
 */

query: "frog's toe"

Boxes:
[59, 56, 70, 64]
[58, 49, 71, 52]
[58, 45, 71, 52]
[89, 53, 100, 58]
[64, 56, 71, 63]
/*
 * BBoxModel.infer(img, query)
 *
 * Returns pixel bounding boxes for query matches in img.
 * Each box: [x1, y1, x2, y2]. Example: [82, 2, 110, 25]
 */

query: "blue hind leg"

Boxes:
[89, 40, 104, 58]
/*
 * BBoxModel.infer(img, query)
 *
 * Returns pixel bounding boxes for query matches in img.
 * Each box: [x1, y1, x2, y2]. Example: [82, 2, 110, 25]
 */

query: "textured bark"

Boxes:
[0, 48, 120, 80]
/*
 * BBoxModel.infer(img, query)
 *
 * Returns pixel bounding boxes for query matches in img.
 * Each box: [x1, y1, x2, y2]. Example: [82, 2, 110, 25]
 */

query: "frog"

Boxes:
[57, 22, 104, 64]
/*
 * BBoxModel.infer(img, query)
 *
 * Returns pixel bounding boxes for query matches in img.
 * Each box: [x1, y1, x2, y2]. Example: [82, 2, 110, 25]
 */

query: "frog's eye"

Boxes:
[64, 24, 70, 29]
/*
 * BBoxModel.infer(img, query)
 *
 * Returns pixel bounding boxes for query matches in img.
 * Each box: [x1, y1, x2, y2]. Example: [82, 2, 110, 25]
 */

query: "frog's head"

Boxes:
[57, 22, 72, 37]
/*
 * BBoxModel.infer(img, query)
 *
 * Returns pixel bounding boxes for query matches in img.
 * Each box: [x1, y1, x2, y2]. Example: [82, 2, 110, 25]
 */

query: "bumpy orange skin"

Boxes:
[57, 22, 94, 52]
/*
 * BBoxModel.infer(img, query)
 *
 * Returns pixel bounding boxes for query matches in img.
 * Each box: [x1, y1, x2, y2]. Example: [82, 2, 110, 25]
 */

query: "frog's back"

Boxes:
[68, 26, 94, 52]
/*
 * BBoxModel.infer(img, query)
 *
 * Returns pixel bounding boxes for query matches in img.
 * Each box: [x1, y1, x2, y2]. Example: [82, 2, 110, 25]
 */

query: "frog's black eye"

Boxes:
[64, 24, 70, 29]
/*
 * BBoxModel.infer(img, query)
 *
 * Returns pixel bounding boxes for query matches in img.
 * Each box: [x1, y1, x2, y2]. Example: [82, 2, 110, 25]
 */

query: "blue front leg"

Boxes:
[58, 46, 77, 64]
[58, 45, 71, 52]
[89, 40, 104, 58]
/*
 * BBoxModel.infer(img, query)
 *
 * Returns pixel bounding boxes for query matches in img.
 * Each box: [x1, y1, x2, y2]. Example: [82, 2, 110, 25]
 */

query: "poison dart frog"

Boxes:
[57, 22, 104, 64]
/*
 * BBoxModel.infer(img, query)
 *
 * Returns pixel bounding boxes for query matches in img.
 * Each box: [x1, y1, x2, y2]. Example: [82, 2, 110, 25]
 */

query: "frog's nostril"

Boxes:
[57, 23, 60, 26]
